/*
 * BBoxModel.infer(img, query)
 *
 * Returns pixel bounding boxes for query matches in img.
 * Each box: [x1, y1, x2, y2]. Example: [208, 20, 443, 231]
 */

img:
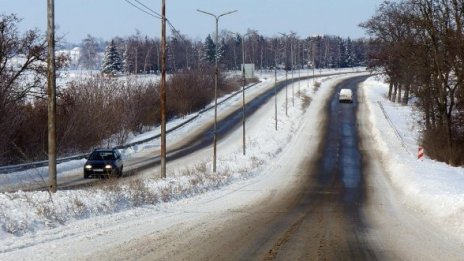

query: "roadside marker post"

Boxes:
[418, 146, 424, 161]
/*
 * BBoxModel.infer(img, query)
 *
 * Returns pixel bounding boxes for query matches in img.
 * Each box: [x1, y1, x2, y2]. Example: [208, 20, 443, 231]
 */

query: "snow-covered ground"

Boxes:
[0, 69, 343, 252]
[361, 76, 464, 239]
[0, 68, 353, 191]
[0, 72, 463, 259]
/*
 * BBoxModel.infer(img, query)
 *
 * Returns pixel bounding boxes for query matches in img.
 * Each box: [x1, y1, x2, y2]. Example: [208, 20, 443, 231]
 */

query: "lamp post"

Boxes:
[279, 33, 291, 116]
[306, 39, 310, 89]
[298, 41, 301, 95]
[197, 9, 237, 172]
[312, 40, 316, 83]
[290, 37, 294, 106]
[267, 42, 282, 130]
[229, 31, 251, 155]
[273, 51, 278, 130]
[241, 35, 246, 155]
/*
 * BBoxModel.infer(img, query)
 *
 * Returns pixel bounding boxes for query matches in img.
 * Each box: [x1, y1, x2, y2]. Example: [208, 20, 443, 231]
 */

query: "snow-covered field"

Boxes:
[0, 71, 463, 259]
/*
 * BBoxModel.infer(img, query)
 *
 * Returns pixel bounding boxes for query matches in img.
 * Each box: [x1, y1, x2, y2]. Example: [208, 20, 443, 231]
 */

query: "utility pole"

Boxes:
[160, 0, 167, 178]
[47, 0, 57, 193]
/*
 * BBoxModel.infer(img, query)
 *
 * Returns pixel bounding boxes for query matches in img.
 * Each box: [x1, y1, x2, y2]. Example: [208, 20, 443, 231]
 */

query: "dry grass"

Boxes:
[313, 81, 321, 93]
[300, 93, 312, 111]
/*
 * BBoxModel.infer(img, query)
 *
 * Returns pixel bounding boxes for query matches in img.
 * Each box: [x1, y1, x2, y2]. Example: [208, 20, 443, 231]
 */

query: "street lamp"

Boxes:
[306, 39, 311, 89]
[266, 41, 282, 131]
[197, 9, 237, 172]
[298, 41, 301, 95]
[290, 36, 294, 106]
[279, 32, 292, 116]
[229, 31, 251, 155]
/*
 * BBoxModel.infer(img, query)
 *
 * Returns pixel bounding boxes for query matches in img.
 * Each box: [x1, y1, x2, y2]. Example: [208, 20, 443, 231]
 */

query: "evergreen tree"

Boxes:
[101, 40, 123, 75]
[344, 38, 355, 67]
[218, 38, 226, 62]
[203, 34, 216, 63]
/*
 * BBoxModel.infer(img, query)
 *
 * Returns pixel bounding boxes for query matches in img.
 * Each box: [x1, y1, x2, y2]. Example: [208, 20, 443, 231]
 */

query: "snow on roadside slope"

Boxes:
[0, 68, 356, 191]
[0, 72, 348, 245]
[362, 76, 464, 240]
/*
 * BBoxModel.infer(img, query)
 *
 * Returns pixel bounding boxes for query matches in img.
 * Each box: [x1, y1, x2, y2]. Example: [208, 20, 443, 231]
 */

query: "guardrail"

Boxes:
[0, 81, 260, 174]
[0, 70, 360, 175]
[377, 101, 412, 156]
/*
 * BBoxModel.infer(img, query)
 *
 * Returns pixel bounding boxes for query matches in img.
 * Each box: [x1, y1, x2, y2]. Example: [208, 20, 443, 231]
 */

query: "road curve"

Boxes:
[92, 75, 377, 260]
[41, 74, 464, 260]
[48, 73, 346, 190]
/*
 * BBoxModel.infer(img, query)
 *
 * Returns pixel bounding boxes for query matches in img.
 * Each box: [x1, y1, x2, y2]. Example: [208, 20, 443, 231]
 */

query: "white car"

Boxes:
[339, 88, 353, 103]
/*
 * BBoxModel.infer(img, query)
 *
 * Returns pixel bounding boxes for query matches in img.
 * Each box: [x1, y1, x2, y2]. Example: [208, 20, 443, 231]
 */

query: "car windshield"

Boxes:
[88, 151, 115, 161]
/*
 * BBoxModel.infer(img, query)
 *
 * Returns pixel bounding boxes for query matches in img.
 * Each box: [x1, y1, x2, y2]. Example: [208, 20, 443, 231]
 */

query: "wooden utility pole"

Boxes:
[47, 0, 57, 193]
[160, 0, 167, 178]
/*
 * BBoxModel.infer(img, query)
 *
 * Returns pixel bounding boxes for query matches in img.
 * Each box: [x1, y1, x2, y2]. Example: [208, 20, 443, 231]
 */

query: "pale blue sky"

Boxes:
[1, 0, 383, 43]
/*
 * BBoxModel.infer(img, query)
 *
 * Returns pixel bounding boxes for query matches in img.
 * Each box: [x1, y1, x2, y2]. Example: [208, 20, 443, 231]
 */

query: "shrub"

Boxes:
[0, 68, 240, 165]
[421, 127, 464, 166]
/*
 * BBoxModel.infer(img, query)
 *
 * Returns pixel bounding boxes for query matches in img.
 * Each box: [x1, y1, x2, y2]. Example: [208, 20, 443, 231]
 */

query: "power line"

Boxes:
[133, 0, 162, 18]
[123, 0, 161, 20]
[122, 0, 188, 44]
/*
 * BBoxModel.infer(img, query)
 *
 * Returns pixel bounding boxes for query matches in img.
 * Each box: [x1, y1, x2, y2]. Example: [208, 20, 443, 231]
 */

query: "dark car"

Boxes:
[83, 148, 123, 179]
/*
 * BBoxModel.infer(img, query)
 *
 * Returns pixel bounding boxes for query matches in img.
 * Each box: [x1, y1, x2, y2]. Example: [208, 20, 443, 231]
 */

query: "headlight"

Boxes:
[85, 165, 92, 169]
[105, 164, 112, 169]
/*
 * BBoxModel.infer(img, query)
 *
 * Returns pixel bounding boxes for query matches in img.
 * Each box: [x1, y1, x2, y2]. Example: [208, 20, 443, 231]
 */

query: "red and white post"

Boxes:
[418, 146, 424, 161]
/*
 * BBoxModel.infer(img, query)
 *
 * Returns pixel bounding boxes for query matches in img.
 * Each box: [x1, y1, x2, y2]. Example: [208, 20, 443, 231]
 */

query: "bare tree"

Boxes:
[78, 34, 100, 70]
[362, 0, 464, 165]
[0, 14, 67, 163]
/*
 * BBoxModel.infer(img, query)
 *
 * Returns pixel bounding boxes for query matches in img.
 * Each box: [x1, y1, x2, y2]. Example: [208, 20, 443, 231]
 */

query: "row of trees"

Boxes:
[362, 0, 464, 165]
[0, 12, 368, 165]
[77, 29, 368, 74]
[1, 13, 243, 164]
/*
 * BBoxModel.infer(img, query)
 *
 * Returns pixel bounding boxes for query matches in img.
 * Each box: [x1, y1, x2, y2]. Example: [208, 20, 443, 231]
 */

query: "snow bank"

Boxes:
[362, 76, 464, 239]
[0, 73, 341, 240]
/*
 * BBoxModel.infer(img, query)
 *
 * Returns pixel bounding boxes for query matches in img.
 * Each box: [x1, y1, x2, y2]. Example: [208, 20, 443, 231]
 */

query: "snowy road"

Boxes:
[0, 71, 344, 192]
[1, 74, 463, 260]
[90, 75, 462, 260]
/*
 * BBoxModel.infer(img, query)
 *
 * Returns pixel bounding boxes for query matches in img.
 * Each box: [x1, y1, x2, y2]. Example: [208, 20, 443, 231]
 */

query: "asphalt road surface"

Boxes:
[92, 75, 463, 260]
[8, 73, 332, 192]
[8, 75, 461, 260]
